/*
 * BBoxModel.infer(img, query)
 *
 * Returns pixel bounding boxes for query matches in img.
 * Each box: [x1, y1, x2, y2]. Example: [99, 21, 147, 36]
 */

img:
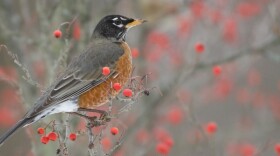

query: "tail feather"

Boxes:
[0, 118, 29, 146]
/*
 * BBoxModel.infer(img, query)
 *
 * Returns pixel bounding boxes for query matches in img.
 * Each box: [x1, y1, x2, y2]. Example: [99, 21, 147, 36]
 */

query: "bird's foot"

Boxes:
[99, 111, 111, 122]
[86, 114, 112, 127]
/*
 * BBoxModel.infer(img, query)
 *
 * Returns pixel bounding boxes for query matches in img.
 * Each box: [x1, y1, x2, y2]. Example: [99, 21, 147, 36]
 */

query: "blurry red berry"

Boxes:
[69, 133, 77, 141]
[147, 31, 170, 49]
[123, 89, 133, 97]
[33, 61, 45, 78]
[156, 142, 170, 155]
[190, 1, 205, 18]
[205, 122, 218, 134]
[53, 29, 62, 38]
[0, 67, 18, 81]
[223, 19, 237, 42]
[101, 137, 112, 151]
[194, 42, 205, 53]
[236, 88, 251, 104]
[48, 132, 57, 141]
[111, 127, 119, 135]
[37, 127, 45, 135]
[240, 143, 256, 156]
[102, 67, 110, 76]
[131, 48, 139, 58]
[275, 143, 280, 154]
[247, 69, 261, 86]
[177, 19, 191, 36]
[167, 107, 183, 125]
[41, 136, 49, 144]
[154, 128, 170, 141]
[113, 83, 121, 91]
[214, 78, 233, 99]
[237, 2, 260, 18]
[73, 21, 81, 40]
[0, 108, 16, 127]
[136, 129, 150, 144]
[212, 65, 222, 76]
[210, 10, 223, 23]
[163, 136, 174, 147]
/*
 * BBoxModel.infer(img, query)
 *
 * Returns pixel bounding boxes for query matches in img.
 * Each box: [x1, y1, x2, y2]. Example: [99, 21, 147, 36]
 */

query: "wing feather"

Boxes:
[26, 41, 125, 117]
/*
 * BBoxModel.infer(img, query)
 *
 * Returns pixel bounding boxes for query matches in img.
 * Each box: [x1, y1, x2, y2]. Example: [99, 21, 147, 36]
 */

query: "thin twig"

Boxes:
[0, 44, 41, 89]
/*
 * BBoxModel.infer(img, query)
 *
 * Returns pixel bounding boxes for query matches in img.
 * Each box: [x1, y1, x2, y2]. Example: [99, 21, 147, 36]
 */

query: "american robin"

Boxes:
[0, 15, 146, 145]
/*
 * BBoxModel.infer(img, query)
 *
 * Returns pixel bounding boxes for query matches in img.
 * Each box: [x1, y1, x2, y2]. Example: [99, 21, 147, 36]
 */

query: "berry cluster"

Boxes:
[37, 127, 77, 144]
[102, 66, 134, 98]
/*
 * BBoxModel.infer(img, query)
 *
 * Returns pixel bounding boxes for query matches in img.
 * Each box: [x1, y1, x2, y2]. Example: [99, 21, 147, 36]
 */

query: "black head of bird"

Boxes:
[92, 15, 146, 41]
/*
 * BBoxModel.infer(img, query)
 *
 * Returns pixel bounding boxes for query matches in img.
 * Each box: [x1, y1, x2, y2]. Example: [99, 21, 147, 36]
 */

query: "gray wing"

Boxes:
[26, 41, 124, 118]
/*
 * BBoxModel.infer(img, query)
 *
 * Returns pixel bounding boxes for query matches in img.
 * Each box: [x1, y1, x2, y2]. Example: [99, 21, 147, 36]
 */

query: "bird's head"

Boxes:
[92, 15, 146, 41]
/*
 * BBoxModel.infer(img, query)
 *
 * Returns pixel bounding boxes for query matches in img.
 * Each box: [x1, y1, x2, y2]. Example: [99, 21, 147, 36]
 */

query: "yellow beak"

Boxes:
[125, 19, 147, 28]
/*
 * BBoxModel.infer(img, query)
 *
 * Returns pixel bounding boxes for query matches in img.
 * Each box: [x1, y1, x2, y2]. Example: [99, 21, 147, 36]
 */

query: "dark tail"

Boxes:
[0, 118, 30, 146]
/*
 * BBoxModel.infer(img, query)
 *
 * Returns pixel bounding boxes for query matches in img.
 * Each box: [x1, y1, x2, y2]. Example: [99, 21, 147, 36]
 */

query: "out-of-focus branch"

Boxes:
[50, 17, 78, 83]
[0, 44, 42, 113]
[105, 134, 125, 156]
[195, 37, 280, 70]
[0, 73, 18, 87]
[0, 45, 41, 89]
[180, 99, 213, 153]
[111, 37, 280, 155]
[254, 140, 273, 156]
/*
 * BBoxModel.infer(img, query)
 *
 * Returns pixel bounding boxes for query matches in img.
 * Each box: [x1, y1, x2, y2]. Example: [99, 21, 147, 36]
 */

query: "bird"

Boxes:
[0, 15, 146, 145]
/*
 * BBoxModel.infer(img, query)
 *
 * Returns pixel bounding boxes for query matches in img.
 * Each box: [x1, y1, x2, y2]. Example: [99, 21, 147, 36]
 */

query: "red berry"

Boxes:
[111, 127, 119, 135]
[37, 127, 45, 135]
[48, 132, 57, 141]
[275, 143, 280, 154]
[123, 89, 133, 97]
[131, 48, 139, 58]
[102, 67, 110, 76]
[41, 136, 49, 144]
[195, 42, 205, 53]
[69, 133, 77, 141]
[212, 65, 222, 76]
[205, 122, 218, 134]
[53, 29, 62, 38]
[156, 142, 170, 155]
[113, 83, 121, 91]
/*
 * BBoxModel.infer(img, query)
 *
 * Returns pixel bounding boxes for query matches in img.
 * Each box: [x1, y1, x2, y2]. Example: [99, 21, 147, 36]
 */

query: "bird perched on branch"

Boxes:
[0, 15, 146, 145]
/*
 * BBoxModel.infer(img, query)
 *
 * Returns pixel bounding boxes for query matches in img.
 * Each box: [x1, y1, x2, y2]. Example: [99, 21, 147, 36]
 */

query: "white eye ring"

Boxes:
[113, 23, 124, 28]
[120, 17, 127, 20]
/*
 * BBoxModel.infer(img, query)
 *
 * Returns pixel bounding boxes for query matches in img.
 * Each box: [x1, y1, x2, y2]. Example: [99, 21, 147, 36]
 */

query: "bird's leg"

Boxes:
[69, 112, 97, 123]
[78, 108, 107, 115]
[77, 108, 111, 123]
[70, 112, 104, 128]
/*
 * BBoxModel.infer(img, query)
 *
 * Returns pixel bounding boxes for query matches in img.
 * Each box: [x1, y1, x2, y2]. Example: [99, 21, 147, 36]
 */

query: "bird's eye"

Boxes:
[114, 19, 122, 25]
[112, 18, 124, 28]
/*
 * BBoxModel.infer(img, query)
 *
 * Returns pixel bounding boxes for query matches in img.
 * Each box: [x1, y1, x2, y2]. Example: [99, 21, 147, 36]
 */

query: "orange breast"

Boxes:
[78, 42, 132, 109]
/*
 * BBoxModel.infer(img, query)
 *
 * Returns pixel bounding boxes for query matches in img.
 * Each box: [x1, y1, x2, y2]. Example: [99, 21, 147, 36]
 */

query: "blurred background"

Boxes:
[0, 0, 280, 155]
